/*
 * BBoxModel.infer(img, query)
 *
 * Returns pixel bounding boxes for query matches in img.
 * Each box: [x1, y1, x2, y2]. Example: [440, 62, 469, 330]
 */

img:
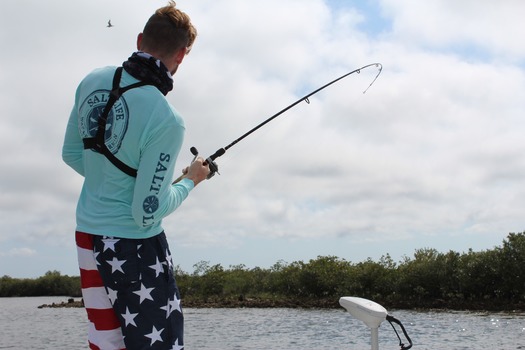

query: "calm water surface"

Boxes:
[0, 297, 524, 349]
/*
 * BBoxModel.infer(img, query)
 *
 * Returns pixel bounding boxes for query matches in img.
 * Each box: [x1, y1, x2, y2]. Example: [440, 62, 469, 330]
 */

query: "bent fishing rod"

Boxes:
[177, 62, 382, 182]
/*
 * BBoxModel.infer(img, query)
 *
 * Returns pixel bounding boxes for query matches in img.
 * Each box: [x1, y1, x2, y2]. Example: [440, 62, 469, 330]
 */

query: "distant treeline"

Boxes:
[1, 232, 524, 311]
[0, 271, 81, 298]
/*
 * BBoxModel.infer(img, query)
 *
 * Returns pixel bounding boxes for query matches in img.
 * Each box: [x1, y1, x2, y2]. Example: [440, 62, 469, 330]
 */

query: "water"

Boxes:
[1, 297, 524, 349]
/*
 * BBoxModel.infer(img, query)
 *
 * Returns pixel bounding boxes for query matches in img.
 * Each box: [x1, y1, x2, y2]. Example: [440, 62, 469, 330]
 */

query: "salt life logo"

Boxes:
[79, 89, 130, 154]
[142, 152, 171, 226]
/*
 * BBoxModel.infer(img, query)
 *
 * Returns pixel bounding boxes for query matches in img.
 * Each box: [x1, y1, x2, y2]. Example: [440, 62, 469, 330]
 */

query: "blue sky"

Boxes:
[1, 0, 524, 278]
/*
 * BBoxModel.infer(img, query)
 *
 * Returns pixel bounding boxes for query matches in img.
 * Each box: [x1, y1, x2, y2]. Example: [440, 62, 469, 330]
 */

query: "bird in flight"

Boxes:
[107, 20, 114, 28]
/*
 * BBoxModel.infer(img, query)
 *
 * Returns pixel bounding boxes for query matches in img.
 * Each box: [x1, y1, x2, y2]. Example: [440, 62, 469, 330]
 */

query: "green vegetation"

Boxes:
[0, 271, 81, 298]
[2, 232, 525, 311]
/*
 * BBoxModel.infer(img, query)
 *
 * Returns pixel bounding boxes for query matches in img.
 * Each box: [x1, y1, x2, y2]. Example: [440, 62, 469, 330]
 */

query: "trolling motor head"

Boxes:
[339, 296, 387, 329]
[340, 296, 413, 350]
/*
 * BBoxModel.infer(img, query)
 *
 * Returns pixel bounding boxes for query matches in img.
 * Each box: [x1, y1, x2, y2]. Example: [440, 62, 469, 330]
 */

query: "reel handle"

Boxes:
[172, 147, 219, 184]
[192, 146, 219, 179]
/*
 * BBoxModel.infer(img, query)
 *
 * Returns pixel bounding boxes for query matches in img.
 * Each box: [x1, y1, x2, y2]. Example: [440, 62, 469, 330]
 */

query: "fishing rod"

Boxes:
[178, 62, 383, 181]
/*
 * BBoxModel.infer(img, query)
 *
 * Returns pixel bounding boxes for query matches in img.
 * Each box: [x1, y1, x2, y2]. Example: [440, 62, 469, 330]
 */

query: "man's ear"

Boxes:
[174, 47, 187, 64]
[136, 33, 143, 50]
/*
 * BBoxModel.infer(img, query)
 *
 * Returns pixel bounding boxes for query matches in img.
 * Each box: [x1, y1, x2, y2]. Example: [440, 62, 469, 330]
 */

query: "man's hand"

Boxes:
[181, 156, 210, 186]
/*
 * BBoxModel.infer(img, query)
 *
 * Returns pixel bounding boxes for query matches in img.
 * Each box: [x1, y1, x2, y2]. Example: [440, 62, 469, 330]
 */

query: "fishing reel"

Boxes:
[189, 146, 219, 180]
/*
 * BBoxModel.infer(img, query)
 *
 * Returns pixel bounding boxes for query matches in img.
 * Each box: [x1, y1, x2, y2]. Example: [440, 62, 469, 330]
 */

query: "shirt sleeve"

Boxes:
[131, 118, 193, 228]
[62, 102, 85, 176]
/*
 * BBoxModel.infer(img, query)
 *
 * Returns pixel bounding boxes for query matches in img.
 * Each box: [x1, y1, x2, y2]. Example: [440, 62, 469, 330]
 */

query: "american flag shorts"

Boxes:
[76, 231, 184, 350]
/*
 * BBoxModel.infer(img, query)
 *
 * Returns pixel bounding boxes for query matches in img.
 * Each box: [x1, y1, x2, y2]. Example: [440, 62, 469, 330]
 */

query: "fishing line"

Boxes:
[184, 62, 383, 180]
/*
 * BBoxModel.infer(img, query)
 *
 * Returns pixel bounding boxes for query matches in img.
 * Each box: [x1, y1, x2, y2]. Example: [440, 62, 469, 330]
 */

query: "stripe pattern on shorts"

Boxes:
[76, 231, 126, 350]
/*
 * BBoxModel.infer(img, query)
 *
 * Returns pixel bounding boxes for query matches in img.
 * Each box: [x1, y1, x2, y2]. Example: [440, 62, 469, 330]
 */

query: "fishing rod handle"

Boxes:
[205, 157, 219, 179]
[209, 147, 226, 161]
[192, 146, 220, 179]
[172, 147, 218, 184]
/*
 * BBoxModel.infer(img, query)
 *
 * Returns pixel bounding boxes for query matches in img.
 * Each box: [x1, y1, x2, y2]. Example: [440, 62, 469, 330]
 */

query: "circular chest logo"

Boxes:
[79, 89, 130, 154]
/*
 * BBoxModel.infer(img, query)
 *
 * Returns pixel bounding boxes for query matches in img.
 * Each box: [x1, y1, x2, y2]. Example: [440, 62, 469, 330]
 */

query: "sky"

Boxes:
[1, 0, 525, 278]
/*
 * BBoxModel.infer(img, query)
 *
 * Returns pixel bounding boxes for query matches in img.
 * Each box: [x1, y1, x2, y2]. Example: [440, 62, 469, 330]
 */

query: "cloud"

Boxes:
[0, 247, 36, 258]
[381, 0, 525, 61]
[0, 0, 524, 276]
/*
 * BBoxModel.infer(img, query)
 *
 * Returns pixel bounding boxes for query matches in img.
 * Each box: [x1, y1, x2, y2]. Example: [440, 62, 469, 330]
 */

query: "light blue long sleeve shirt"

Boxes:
[62, 66, 194, 239]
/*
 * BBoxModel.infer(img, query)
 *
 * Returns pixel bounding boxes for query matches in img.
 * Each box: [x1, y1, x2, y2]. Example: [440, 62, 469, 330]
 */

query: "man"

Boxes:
[62, 2, 209, 349]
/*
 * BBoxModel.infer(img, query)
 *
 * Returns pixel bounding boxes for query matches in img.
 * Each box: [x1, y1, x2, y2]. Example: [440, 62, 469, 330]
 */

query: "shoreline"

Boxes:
[37, 297, 525, 313]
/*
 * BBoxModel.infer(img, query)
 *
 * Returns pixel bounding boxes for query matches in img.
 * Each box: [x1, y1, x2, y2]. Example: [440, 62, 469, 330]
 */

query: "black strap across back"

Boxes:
[82, 67, 149, 177]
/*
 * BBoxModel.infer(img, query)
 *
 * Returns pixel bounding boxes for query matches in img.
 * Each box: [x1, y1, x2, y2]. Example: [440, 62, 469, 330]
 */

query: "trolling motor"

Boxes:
[183, 63, 382, 181]
[339, 297, 413, 350]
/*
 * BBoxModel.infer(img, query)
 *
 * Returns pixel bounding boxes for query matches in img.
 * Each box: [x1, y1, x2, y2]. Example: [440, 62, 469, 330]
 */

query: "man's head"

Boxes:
[137, 1, 197, 73]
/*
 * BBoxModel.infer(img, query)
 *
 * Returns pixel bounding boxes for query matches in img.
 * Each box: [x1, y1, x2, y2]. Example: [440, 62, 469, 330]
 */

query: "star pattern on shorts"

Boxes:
[93, 236, 184, 348]
[107, 256, 126, 274]
[102, 237, 119, 252]
[133, 282, 155, 304]
[169, 296, 182, 315]
[145, 325, 164, 346]
[160, 295, 182, 318]
[107, 286, 118, 305]
[149, 257, 164, 277]
[122, 306, 139, 327]
[94, 251, 101, 266]
[165, 248, 174, 269]
[170, 338, 184, 350]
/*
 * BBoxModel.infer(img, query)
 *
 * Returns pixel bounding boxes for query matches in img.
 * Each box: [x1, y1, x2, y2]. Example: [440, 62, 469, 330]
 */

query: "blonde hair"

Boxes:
[141, 1, 197, 56]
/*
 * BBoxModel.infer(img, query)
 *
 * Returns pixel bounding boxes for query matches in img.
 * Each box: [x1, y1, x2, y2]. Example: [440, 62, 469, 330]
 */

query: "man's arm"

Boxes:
[131, 121, 191, 228]
[62, 106, 85, 176]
